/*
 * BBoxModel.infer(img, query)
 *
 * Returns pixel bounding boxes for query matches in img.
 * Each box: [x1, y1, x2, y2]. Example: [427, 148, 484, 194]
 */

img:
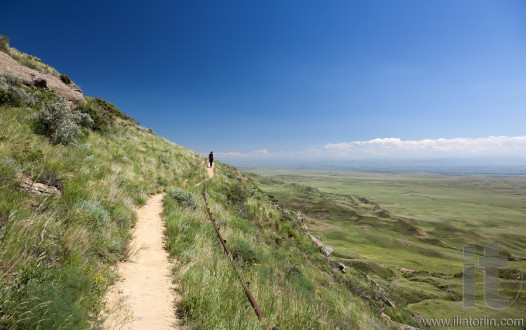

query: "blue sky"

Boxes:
[2, 1, 526, 164]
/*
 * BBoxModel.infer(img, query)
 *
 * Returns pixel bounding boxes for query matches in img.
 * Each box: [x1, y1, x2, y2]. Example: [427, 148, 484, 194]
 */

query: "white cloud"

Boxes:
[215, 149, 271, 158]
[324, 135, 526, 158]
[209, 135, 526, 162]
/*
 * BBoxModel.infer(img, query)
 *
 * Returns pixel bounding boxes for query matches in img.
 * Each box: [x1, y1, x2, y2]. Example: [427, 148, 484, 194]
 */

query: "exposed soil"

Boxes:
[103, 194, 179, 329]
[0, 50, 83, 101]
[207, 161, 215, 178]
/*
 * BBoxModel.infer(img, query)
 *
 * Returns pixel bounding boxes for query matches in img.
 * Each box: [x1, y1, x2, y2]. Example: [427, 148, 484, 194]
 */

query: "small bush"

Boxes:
[0, 74, 35, 107]
[33, 96, 93, 144]
[60, 74, 72, 85]
[230, 238, 259, 265]
[170, 188, 200, 210]
[78, 200, 111, 227]
[226, 182, 248, 205]
[76, 97, 136, 131]
[0, 34, 9, 52]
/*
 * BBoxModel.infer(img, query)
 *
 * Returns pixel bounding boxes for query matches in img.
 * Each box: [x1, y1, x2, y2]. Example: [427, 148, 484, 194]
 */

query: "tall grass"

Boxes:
[163, 164, 387, 329]
[0, 103, 205, 328]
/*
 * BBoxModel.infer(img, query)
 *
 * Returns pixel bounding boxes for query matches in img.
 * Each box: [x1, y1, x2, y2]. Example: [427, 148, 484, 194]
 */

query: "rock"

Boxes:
[321, 245, 334, 257]
[19, 176, 61, 197]
[295, 210, 304, 222]
[384, 297, 396, 308]
[0, 51, 83, 100]
[28, 54, 41, 62]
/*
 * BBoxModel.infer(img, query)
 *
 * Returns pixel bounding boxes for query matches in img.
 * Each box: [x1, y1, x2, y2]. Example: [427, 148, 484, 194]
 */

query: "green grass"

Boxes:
[8, 39, 522, 328]
[249, 168, 526, 328]
[162, 164, 390, 329]
[1, 81, 390, 329]
[1, 42, 397, 329]
[0, 101, 205, 328]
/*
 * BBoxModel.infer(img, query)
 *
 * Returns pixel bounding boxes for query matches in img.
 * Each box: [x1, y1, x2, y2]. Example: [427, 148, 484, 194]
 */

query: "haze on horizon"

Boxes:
[2, 1, 525, 166]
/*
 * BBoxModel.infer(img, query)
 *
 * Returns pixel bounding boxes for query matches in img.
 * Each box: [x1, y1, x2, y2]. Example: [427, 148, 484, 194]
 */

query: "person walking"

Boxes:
[208, 151, 214, 168]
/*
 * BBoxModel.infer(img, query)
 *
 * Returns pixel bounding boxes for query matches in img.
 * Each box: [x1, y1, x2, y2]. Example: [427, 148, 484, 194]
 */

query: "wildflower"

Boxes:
[0, 216, 5, 222]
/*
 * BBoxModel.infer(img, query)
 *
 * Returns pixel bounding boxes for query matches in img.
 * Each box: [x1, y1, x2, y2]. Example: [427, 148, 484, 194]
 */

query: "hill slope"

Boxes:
[0, 37, 393, 329]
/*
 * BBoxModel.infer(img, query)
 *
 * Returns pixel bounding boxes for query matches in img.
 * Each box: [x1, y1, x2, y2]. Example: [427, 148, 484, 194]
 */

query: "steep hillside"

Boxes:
[162, 165, 394, 329]
[0, 38, 205, 328]
[1, 38, 395, 329]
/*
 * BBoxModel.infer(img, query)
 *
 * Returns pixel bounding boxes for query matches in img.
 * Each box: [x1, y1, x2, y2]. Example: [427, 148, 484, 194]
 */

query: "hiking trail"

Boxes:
[194, 161, 215, 187]
[207, 161, 215, 178]
[103, 194, 179, 330]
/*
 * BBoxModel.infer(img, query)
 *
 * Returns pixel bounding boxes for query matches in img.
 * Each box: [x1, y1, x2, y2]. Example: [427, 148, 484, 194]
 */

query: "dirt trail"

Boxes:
[103, 194, 178, 329]
[194, 161, 214, 187]
[207, 161, 215, 178]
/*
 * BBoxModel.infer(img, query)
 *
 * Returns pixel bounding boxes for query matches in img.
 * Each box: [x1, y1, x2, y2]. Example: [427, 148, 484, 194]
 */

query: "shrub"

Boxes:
[0, 34, 9, 52]
[229, 238, 259, 265]
[0, 74, 35, 107]
[33, 96, 93, 144]
[76, 97, 136, 131]
[77, 200, 111, 227]
[226, 182, 248, 205]
[170, 188, 200, 210]
[59, 74, 72, 85]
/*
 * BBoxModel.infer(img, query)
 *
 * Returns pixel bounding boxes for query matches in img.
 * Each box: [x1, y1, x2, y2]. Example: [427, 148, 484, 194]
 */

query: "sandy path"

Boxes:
[194, 161, 215, 187]
[103, 194, 178, 329]
[207, 161, 215, 178]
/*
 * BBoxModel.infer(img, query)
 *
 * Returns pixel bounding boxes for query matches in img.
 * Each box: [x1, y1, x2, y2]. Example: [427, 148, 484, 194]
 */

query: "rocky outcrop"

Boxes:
[20, 178, 61, 196]
[294, 210, 335, 258]
[0, 50, 83, 101]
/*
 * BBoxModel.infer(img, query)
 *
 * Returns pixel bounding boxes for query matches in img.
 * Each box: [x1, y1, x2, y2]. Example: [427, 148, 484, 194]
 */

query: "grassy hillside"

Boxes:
[162, 165, 392, 329]
[1, 44, 397, 329]
[249, 169, 526, 328]
[0, 73, 206, 327]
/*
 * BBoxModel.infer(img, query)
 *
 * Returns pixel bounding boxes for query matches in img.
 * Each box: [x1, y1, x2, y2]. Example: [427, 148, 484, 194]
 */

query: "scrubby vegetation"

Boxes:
[0, 35, 10, 53]
[163, 165, 390, 329]
[1, 38, 433, 329]
[32, 95, 94, 144]
[59, 74, 72, 85]
[75, 97, 136, 132]
[0, 81, 206, 327]
[0, 74, 35, 108]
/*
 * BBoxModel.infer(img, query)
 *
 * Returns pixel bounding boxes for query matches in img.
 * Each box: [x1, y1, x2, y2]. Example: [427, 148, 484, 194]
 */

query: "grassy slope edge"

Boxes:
[0, 102, 206, 328]
[1, 41, 392, 329]
[163, 164, 390, 329]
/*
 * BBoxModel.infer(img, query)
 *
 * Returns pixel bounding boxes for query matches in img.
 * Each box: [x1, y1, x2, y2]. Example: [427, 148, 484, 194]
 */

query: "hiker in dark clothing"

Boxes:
[208, 151, 214, 168]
